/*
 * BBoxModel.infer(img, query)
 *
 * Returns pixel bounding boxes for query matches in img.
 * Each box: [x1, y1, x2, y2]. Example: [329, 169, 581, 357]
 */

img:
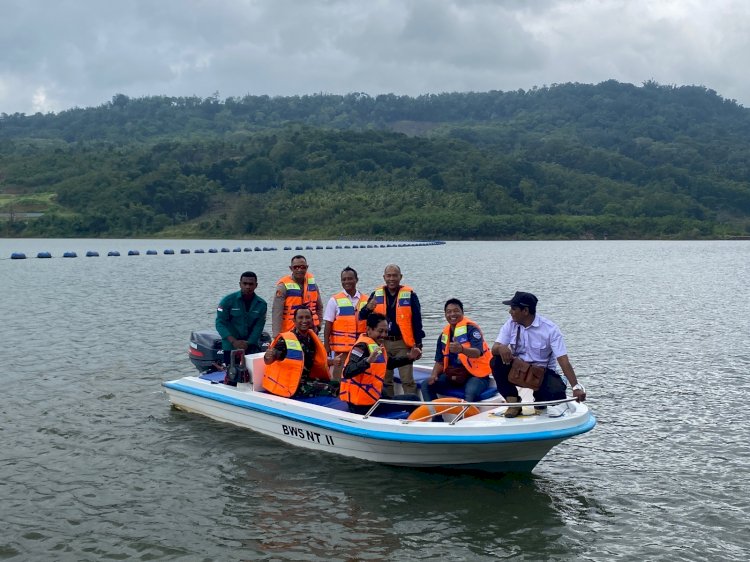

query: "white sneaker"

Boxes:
[546, 403, 568, 418]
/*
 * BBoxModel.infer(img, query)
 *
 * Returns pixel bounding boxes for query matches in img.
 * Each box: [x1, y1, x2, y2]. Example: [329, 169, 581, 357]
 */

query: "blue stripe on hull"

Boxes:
[163, 380, 596, 445]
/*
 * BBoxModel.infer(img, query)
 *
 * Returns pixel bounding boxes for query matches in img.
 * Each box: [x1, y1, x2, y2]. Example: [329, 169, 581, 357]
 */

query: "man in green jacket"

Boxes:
[216, 271, 268, 358]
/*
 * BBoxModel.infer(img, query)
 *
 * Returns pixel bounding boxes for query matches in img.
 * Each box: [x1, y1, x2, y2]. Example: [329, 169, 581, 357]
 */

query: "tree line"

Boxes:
[2, 80, 750, 239]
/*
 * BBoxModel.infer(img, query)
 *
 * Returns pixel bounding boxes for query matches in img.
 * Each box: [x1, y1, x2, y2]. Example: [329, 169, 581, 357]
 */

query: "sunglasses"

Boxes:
[291, 265, 308, 270]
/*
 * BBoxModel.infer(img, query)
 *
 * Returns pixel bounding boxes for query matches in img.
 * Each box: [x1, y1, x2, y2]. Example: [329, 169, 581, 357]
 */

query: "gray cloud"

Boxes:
[1, 0, 749, 115]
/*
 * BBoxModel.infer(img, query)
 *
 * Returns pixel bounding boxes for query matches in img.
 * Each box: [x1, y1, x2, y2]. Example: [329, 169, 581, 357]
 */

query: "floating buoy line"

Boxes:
[6, 241, 445, 260]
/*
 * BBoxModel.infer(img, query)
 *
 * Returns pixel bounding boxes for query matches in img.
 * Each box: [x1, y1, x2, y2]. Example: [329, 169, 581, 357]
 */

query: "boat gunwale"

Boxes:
[163, 378, 596, 445]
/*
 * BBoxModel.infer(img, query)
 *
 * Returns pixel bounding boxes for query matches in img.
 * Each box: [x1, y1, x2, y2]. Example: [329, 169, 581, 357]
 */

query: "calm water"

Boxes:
[1, 239, 749, 561]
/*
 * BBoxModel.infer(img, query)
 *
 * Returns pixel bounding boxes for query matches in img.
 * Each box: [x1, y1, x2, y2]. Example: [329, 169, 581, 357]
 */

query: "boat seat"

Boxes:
[293, 396, 350, 412]
[199, 371, 226, 383]
[438, 387, 499, 401]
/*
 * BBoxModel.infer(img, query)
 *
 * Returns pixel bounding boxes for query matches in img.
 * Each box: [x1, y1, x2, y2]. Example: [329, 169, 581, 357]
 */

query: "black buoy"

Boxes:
[11, 252, 27, 259]
[37, 252, 52, 258]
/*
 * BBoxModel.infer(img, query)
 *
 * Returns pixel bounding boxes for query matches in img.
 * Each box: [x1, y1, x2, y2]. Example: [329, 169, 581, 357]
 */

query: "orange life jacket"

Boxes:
[277, 273, 321, 332]
[340, 336, 387, 406]
[440, 318, 491, 378]
[263, 331, 329, 398]
[329, 291, 367, 353]
[372, 285, 415, 347]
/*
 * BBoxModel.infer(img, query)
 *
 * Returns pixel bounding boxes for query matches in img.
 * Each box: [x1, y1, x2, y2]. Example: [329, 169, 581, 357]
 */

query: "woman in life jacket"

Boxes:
[340, 313, 419, 416]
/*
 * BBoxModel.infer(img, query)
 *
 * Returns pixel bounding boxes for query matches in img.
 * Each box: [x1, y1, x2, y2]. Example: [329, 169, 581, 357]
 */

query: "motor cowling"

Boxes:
[188, 329, 271, 373]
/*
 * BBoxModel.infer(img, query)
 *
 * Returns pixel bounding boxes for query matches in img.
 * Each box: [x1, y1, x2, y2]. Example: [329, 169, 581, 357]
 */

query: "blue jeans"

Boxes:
[420, 373, 490, 403]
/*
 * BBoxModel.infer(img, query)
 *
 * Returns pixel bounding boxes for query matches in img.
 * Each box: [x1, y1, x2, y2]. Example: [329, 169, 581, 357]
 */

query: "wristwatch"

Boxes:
[572, 383, 585, 392]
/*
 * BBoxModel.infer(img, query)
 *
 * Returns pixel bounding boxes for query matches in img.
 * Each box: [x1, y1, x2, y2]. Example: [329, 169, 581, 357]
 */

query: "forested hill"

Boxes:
[2, 80, 750, 239]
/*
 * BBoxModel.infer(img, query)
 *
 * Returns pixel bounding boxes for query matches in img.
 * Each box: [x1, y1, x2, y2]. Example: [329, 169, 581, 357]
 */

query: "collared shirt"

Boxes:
[495, 314, 567, 371]
[322, 290, 362, 323]
[215, 290, 268, 351]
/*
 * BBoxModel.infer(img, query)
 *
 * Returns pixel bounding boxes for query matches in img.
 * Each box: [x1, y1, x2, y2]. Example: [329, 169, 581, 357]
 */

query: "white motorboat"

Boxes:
[164, 352, 596, 473]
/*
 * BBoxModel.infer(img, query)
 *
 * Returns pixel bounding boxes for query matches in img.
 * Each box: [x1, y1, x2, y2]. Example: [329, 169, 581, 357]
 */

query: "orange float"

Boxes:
[407, 397, 480, 422]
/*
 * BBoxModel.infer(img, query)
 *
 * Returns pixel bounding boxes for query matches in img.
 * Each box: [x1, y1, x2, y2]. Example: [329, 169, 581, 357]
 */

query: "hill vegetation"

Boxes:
[2, 80, 750, 239]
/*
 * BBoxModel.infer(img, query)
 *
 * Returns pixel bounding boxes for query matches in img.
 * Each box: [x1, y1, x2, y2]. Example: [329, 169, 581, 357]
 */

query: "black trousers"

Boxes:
[490, 357, 566, 402]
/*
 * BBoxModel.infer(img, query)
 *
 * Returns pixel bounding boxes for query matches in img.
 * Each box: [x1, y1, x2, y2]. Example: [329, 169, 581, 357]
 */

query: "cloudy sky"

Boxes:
[1, 0, 748, 115]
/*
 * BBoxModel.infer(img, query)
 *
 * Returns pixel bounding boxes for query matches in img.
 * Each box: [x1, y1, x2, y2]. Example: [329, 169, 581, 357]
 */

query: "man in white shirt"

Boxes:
[323, 267, 366, 380]
[491, 291, 586, 417]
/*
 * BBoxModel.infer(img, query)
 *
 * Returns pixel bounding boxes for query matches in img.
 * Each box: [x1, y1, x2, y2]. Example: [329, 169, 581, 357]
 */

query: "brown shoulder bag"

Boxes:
[507, 358, 545, 391]
[507, 325, 546, 391]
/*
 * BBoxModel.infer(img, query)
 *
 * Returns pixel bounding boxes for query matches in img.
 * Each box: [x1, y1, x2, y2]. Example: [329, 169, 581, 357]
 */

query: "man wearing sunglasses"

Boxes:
[272, 255, 324, 337]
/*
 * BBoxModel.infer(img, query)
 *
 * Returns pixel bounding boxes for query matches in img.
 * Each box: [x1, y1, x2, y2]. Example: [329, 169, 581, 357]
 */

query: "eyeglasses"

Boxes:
[291, 265, 308, 270]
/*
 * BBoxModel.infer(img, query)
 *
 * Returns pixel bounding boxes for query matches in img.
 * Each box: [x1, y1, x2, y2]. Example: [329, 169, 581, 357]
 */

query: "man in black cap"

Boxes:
[491, 291, 586, 418]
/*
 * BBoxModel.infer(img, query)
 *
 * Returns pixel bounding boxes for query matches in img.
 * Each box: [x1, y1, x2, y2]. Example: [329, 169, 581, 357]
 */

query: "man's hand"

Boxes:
[232, 339, 248, 351]
[407, 347, 422, 361]
[492, 343, 513, 364]
[264, 348, 278, 364]
[367, 346, 383, 363]
[448, 341, 463, 354]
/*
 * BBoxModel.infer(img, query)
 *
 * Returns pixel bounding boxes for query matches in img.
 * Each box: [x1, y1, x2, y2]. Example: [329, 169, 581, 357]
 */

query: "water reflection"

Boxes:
[210, 428, 604, 561]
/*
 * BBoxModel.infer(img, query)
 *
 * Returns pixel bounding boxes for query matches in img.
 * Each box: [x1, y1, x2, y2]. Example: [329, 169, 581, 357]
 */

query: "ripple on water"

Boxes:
[2, 240, 750, 559]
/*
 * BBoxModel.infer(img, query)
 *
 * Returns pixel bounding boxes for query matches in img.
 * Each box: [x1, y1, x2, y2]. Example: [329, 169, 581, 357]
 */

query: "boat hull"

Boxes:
[163, 376, 595, 473]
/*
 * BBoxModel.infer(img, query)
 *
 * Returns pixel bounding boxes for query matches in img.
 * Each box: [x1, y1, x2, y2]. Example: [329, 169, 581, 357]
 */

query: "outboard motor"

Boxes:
[188, 329, 272, 373]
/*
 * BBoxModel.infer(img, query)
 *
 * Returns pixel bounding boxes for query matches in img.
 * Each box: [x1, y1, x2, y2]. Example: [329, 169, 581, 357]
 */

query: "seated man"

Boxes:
[262, 307, 338, 399]
[491, 291, 586, 418]
[421, 298, 492, 404]
[340, 313, 419, 416]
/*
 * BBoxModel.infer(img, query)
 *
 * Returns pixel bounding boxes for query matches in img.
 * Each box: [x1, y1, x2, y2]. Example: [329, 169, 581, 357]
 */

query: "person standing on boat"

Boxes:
[272, 255, 324, 337]
[421, 298, 492, 404]
[323, 266, 367, 381]
[215, 271, 268, 359]
[340, 313, 419, 416]
[263, 307, 338, 398]
[360, 264, 425, 397]
[491, 291, 586, 418]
